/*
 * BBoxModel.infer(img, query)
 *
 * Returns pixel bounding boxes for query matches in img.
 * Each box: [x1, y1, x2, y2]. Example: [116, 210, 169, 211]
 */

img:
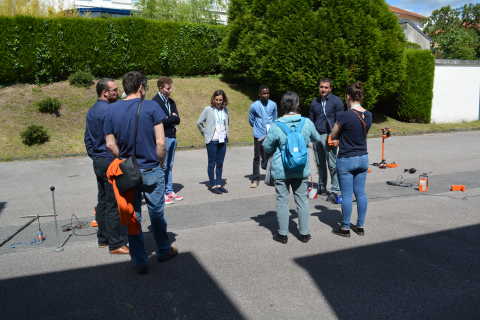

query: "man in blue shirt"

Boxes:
[105, 71, 178, 275]
[152, 76, 182, 205]
[84, 78, 128, 255]
[249, 85, 278, 188]
[309, 78, 344, 203]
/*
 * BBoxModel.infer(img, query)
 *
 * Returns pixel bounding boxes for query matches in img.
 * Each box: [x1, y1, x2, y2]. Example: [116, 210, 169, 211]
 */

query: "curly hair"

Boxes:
[210, 89, 228, 106]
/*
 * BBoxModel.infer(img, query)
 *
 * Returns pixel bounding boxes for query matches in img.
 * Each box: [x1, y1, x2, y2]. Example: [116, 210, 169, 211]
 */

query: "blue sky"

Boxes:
[387, 0, 480, 17]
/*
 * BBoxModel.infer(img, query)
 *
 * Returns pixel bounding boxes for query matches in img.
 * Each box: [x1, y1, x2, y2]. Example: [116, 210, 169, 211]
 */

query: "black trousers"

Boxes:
[93, 157, 123, 251]
[253, 137, 268, 182]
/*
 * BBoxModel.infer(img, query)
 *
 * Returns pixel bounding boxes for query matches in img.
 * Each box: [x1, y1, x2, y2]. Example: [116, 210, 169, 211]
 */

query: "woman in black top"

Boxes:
[330, 82, 372, 237]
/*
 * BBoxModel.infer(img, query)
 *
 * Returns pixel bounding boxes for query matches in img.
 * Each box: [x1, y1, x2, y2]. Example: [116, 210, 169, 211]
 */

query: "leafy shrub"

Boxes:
[68, 70, 95, 88]
[20, 125, 50, 146]
[220, 0, 407, 111]
[397, 49, 435, 123]
[35, 96, 61, 114]
[0, 16, 225, 83]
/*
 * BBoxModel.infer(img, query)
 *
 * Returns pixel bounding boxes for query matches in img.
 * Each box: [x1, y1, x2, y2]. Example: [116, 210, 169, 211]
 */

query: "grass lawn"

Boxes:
[0, 76, 479, 160]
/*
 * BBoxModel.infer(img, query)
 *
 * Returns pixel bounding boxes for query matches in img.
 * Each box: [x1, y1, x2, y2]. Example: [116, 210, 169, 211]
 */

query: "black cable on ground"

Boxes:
[62, 214, 96, 236]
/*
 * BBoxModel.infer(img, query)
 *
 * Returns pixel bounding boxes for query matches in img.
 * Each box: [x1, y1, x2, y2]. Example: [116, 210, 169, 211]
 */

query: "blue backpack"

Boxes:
[275, 117, 308, 171]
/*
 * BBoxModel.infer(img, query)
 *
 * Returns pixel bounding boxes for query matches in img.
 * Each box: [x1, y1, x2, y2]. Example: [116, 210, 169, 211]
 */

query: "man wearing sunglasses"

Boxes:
[84, 78, 129, 255]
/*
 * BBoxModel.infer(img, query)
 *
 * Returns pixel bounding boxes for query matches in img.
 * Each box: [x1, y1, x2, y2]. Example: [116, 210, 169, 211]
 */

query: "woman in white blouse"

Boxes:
[196, 90, 230, 194]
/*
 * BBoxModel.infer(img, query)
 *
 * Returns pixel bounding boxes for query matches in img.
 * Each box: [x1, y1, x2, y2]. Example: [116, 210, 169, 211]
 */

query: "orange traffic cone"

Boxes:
[91, 207, 98, 227]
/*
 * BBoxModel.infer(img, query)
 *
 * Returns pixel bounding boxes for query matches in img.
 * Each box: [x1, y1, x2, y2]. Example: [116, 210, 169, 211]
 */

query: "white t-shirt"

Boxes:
[212, 107, 226, 141]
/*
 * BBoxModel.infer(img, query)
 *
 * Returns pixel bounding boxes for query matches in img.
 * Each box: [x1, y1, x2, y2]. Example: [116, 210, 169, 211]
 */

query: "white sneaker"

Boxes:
[164, 195, 174, 205]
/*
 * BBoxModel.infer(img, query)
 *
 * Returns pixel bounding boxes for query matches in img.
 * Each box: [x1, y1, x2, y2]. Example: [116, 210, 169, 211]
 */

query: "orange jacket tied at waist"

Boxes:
[106, 158, 141, 235]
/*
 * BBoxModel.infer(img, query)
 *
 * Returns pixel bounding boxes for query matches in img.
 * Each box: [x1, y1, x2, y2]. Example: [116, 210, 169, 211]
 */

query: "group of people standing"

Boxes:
[84, 70, 372, 274]
[250, 79, 372, 243]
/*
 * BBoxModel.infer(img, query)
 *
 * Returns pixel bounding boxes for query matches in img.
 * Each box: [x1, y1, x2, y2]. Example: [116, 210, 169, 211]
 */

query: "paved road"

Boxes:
[1, 131, 479, 319]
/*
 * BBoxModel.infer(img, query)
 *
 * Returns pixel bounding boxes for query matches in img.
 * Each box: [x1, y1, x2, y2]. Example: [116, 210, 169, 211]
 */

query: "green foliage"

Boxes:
[20, 124, 49, 146]
[134, 0, 225, 24]
[220, 0, 406, 111]
[423, 4, 480, 59]
[68, 70, 95, 87]
[0, 16, 225, 83]
[35, 96, 61, 113]
[395, 49, 435, 123]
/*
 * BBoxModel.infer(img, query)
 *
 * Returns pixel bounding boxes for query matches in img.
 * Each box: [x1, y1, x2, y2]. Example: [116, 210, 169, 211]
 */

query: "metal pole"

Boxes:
[0, 216, 37, 248]
[51, 186, 63, 252]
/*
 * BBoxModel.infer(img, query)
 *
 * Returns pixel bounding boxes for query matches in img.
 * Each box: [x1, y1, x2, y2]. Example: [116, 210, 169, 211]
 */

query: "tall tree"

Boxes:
[134, 0, 226, 24]
[423, 3, 480, 59]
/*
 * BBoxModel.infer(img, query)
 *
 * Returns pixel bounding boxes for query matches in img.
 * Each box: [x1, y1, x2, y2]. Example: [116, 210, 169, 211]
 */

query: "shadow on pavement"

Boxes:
[0, 202, 5, 215]
[0, 251, 244, 320]
[250, 210, 302, 239]
[295, 224, 480, 319]
[312, 204, 342, 229]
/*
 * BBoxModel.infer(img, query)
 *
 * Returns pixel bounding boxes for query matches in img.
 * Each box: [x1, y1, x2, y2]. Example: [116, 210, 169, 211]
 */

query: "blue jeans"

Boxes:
[129, 165, 171, 267]
[274, 178, 310, 236]
[164, 137, 177, 194]
[206, 140, 227, 187]
[336, 154, 369, 229]
[314, 134, 340, 193]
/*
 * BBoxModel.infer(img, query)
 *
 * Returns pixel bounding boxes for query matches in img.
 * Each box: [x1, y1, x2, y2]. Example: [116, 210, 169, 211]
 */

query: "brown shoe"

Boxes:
[157, 245, 178, 262]
[110, 245, 130, 255]
[98, 242, 109, 248]
[251, 181, 259, 188]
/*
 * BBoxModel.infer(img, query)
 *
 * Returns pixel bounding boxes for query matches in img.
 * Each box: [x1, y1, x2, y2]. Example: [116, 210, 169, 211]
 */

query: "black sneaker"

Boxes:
[134, 263, 149, 275]
[352, 225, 365, 236]
[327, 193, 341, 204]
[300, 234, 311, 243]
[318, 189, 327, 196]
[273, 233, 288, 244]
[219, 186, 228, 193]
[332, 228, 351, 237]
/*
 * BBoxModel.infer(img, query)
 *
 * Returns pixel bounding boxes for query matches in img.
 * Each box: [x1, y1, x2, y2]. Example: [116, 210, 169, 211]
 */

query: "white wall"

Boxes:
[431, 60, 480, 123]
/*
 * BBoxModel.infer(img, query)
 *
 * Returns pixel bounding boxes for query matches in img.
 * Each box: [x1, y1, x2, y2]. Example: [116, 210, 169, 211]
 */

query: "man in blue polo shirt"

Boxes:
[105, 71, 178, 275]
[84, 78, 128, 255]
[309, 78, 344, 204]
[249, 85, 278, 188]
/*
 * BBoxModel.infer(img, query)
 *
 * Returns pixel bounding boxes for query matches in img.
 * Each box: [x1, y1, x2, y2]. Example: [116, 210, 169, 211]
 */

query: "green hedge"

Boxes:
[0, 16, 225, 83]
[220, 0, 407, 111]
[394, 49, 435, 123]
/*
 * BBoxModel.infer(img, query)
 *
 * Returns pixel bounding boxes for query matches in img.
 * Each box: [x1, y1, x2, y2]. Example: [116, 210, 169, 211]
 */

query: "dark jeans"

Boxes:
[93, 157, 124, 251]
[253, 137, 267, 182]
[206, 140, 227, 187]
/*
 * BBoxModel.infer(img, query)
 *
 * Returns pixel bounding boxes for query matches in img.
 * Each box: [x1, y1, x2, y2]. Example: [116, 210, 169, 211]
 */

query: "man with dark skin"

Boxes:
[249, 85, 278, 188]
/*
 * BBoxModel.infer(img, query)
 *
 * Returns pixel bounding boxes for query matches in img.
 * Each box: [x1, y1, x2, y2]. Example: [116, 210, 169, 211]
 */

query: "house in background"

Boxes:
[389, 5, 432, 50]
[74, 0, 229, 24]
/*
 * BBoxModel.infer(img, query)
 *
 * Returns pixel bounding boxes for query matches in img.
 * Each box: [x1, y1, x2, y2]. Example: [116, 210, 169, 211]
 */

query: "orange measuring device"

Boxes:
[419, 173, 428, 192]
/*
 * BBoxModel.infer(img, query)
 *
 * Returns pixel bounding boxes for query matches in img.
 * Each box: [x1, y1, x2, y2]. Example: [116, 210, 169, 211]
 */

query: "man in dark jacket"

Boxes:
[84, 78, 128, 255]
[152, 77, 182, 204]
[309, 78, 344, 203]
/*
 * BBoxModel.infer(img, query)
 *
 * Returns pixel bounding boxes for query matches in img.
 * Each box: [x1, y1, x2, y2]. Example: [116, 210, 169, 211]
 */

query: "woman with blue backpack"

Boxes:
[264, 92, 320, 244]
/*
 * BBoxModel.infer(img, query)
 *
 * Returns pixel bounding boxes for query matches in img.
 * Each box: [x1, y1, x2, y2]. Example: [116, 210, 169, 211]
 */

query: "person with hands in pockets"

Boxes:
[196, 89, 230, 195]
[152, 76, 183, 205]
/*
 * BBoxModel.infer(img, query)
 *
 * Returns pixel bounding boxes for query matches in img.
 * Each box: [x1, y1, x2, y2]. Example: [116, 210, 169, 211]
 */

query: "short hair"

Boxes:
[345, 82, 364, 103]
[157, 76, 173, 89]
[281, 92, 300, 114]
[258, 85, 269, 92]
[318, 77, 333, 88]
[122, 71, 147, 95]
[210, 89, 229, 106]
[96, 78, 114, 97]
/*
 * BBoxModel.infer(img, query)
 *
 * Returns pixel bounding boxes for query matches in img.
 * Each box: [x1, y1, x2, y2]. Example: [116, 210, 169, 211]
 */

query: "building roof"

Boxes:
[389, 5, 426, 19]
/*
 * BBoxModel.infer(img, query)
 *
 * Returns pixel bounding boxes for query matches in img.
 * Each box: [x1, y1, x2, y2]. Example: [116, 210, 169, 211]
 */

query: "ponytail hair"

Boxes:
[345, 82, 364, 103]
[281, 92, 300, 114]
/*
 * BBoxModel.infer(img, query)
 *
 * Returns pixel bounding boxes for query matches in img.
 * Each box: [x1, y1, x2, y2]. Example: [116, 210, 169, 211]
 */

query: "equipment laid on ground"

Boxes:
[386, 175, 413, 187]
[91, 207, 98, 227]
[419, 173, 428, 192]
[404, 168, 417, 174]
[451, 185, 465, 192]
[373, 128, 397, 169]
